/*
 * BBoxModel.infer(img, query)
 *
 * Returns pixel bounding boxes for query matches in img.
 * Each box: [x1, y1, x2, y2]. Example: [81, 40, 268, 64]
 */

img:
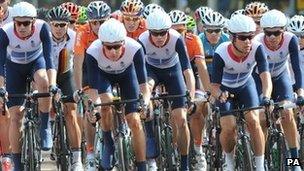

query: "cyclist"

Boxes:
[85, 18, 150, 171]
[169, 9, 210, 171]
[0, 2, 58, 170]
[0, 0, 12, 26]
[142, 3, 163, 19]
[119, 0, 146, 40]
[194, 6, 213, 34]
[254, 10, 304, 171]
[73, 1, 111, 170]
[287, 15, 304, 89]
[60, 2, 79, 31]
[211, 14, 272, 171]
[244, 1, 269, 35]
[47, 6, 83, 170]
[138, 9, 195, 170]
[199, 10, 229, 77]
[0, 0, 12, 170]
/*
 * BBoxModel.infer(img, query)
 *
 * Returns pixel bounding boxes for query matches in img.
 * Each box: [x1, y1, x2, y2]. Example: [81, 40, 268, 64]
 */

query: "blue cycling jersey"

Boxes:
[199, 32, 229, 76]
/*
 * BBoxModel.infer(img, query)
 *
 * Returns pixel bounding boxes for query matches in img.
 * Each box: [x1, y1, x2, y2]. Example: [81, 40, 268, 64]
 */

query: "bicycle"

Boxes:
[220, 105, 264, 171]
[88, 95, 144, 171]
[150, 90, 191, 170]
[50, 95, 73, 171]
[264, 102, 296, 171]
[2, 77, 51, 171]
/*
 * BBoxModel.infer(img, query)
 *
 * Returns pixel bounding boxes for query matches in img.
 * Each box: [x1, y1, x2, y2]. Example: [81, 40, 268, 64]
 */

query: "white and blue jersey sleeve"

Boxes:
[211, 41, 268, 88]
[138, 29, 191, 71]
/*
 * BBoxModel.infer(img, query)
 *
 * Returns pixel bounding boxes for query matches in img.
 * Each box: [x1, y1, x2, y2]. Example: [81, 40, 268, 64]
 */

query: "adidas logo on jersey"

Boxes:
[15, 45, 21, 49]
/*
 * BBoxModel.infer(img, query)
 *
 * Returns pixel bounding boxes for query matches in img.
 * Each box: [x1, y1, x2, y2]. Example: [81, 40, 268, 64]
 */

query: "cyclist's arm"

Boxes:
[176, 37, 195, 98]
[192, 36, 210, 91]
[74, 32, 85, 90]
[85, 53, 101, 104]
[289, 36, 304, 96]
[40, 23, 57, 86]
[133, 47, 150, 104]
[0, 29, 8, 87]
[210, 53, 224, 98]
[256, 45, 272, 98]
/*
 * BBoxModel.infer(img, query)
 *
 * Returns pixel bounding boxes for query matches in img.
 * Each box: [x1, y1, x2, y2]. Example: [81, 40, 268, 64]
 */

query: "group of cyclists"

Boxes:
[0, 0, 303, 171]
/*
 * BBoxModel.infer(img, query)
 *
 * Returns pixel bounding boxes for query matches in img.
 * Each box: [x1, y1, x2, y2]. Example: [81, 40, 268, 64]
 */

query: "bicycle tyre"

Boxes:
[163, 125, 175, 170]
[117, 135, 127, 171]
[277, 133, 288, 171]
[58, 116, 71, 171]
[242, 135, 254, 171]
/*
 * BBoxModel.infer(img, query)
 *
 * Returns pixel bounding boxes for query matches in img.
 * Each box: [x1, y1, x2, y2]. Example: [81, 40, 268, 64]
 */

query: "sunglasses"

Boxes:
[264, 30, 282, 37]
[235, 34, 254, 41]
[14, 20, 32, 27]
[69, 20, 76, 24]
[0, 0, 5, 3]
[254, 20, 260, 25]
[52, 22, 68, 28]
[90, 20, 105, 25]
[150, 30, 168, 37]
[124, 16, 140, 22]
[205, 29, 221, 34]
[103, 43, 123, 50]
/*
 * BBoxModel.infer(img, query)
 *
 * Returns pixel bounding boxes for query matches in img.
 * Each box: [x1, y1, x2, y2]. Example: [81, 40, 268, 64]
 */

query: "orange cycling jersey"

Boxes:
[184, 33, 204, 61]
[74, 23, 98, 56]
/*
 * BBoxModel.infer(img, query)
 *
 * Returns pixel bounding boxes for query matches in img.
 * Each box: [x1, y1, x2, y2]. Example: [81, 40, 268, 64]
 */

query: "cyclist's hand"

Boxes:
[217, 90, 229, 103]
[296, 95, 304, 106]
[49, 85, 61, 102]
[0, 87, 7, 107]
[73, 89, 83, 103]
[86, 109, 97, 123]
[260, 96, 273, 107]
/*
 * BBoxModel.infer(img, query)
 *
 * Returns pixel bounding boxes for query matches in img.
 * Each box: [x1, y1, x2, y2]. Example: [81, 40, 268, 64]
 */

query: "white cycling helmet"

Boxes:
[143, 3, 163, 19]
[287, 15, 304, 33]
[203, 11, 225, 27]
[260, 9, 287, 28]
[147, 9, 172, 30]
[227, 14, 256, 33]
[98, 18, 127, 43]
[11, 1, 37, 18]
[230, 9, 245, 19]
[194, 6, 213, 21]
[168, 10, 187, 25]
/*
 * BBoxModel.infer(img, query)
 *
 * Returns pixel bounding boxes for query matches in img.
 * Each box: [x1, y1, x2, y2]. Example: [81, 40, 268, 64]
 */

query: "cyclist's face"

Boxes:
[103, 41, 124, 61]
[0, 0, 10, 15]
[264, 27, 284, 46]
[171, 24, 186, 35]
[50, 21, 68, 40]
[150, 29, 169, 47]
[14, 17, 34, 38]
[123, 15, 141, 32]
[233, 33, 255, 54]
[252, 16, 262, 35]
[204, 26, 222, 44]
[89, 19, 106, 35]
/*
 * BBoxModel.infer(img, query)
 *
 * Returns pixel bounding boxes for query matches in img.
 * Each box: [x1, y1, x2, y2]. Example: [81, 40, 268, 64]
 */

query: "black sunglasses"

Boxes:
[0, 0, 5, 3]
[205, 29, 221, 34]
[236, 34, 254, 41]
[52, 22, 68, 28]
[264, 30, 282, 37]
[150, 30, 168, 37]
[103, 43, 123, 50]
[254, 20, 260, 25]
[14, 20, 32, 27]
[90, 20, 106, 25]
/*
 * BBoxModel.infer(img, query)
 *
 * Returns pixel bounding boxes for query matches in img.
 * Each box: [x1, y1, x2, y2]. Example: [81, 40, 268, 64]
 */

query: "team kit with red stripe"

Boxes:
[0, 1, 303, 171]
